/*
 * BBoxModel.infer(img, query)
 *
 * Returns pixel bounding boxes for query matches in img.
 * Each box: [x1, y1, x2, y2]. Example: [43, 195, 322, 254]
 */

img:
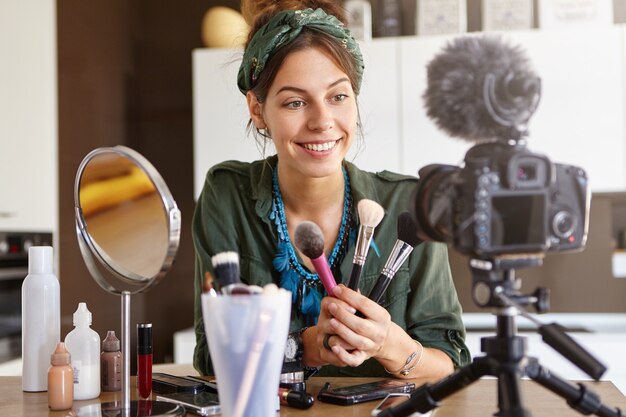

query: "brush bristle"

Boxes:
[357, 199, 385, 227]
[397, 212, 421, 247]
[211, 251, 240, 287]
[294, 221, 325, 259]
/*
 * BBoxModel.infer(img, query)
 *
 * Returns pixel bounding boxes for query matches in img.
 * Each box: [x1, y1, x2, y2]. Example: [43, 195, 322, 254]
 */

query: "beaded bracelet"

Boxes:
[383, 340, 424, 376]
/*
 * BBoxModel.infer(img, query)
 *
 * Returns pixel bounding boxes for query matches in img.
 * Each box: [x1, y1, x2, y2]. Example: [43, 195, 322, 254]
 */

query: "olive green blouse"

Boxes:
[192, 156, 470, 377]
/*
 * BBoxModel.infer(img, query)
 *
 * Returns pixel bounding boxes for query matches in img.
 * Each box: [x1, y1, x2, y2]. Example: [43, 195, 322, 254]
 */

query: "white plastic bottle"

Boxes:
[22, 246, 60, 392]
[64, 302, 101, 400]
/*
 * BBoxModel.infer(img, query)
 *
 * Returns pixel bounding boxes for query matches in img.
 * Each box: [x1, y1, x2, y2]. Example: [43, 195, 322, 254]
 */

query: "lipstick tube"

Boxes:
[137, 323, 152, 399]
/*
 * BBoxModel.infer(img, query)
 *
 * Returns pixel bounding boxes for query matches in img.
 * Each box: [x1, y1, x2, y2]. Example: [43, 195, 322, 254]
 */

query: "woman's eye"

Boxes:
[333, 94, 348, 102]
[286, 100, 304, 109]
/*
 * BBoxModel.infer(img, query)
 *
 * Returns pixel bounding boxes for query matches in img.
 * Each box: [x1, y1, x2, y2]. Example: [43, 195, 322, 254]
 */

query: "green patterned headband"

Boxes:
[237, 8, 364, 95]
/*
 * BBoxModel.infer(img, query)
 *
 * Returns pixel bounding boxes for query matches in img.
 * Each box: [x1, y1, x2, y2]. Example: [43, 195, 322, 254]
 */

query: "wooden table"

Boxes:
[2, 374, 625, 416]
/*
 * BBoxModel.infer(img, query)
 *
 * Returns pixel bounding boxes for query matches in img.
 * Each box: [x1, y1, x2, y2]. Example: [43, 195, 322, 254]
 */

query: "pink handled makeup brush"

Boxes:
[294, 221, 338, 296]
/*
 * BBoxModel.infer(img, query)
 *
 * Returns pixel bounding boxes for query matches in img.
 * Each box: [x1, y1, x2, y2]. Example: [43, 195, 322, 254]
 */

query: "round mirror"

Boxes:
[74, 145, 181, 295]
[74, 145, 184, 416]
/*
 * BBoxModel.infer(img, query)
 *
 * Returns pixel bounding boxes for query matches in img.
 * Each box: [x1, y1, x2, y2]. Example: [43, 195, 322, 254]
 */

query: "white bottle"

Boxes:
[22, 246, 60, 392]
[64, 302, 101, 400]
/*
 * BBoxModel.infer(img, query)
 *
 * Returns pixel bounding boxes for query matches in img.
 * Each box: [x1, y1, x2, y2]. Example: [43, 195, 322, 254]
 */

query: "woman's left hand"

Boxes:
[324, 285, 392, 366]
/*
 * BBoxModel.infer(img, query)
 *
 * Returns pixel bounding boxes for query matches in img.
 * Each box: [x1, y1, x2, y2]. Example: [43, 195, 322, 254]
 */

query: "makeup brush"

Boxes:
[294, 221, 338, 296]
[347, 199, 385, 290]
[367, 212, 422, 304]
[211, 251, 244, 295]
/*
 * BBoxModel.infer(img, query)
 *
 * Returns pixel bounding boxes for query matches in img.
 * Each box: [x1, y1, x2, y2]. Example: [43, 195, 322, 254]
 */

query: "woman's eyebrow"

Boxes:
[274, 77, 350, 96]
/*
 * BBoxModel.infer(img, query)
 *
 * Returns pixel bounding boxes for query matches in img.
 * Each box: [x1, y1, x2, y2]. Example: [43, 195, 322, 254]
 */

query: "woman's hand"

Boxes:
[313, 289, 362, 367]
[319, 285, 393, 367]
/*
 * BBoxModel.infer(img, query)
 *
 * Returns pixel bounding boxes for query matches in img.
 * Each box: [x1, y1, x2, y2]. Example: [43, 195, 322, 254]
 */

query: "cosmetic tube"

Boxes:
[137, 323, 152, 399]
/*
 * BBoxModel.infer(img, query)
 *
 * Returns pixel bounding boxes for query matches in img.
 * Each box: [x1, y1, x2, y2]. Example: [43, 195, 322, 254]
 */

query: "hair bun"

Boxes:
[240, 0, 346, 27]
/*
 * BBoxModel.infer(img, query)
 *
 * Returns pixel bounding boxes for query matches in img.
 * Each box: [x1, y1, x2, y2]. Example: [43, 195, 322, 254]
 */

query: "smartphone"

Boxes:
[152, 372, 206, 394]
[156, 391, 221, 416]
[371, 393, 432, 416]
[317, 379, 415, 406]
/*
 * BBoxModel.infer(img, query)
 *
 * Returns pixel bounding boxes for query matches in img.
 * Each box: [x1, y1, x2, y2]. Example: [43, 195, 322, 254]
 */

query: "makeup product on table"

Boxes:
[368, 212, 421, 304]
[278, 387, 315, 409]
[348, 199, 385, 290]
[294, 221, 338, 295]
[137, 323, 153, 399]
[48, 342, 73, 411]
[22, 246, 60, 392]
[64, 302, 101, 400]
[101, 330, 121, 392]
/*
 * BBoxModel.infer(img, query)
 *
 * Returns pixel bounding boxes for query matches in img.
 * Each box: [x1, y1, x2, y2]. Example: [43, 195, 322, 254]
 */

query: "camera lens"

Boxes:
[552, 210, 576, 239]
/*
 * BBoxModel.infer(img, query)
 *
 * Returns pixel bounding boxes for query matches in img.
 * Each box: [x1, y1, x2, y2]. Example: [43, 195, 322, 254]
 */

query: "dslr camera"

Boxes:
[412, 142, 589, 258]
[410, 35, 590, 258]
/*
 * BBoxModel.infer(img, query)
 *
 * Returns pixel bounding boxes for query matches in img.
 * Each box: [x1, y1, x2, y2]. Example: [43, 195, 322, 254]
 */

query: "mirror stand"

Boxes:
[74, 146, 185, 417]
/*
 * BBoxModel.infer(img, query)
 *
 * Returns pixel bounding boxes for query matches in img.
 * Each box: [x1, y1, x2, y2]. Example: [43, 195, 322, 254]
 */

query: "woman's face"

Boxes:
[247, 47, 358, 180]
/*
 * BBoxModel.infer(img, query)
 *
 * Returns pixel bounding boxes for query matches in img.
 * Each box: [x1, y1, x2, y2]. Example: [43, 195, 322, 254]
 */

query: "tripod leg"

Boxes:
[526, 357, 624, 417]
[378, 356, 491, 417]
[495, 365, 533, 417]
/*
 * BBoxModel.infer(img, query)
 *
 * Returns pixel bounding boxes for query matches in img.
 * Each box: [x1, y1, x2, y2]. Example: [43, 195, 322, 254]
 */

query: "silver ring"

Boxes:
[323, 334, 333, 351]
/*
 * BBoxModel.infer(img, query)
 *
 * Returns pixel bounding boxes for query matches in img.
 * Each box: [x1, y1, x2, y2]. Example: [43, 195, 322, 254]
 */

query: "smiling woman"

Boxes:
[192, 0, 470, 382]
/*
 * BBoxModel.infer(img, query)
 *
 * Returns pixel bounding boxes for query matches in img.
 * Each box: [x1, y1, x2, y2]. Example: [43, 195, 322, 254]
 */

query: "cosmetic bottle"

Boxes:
[101, 330, 122, 392]
[64, 302, 101, 400]
[137, 323, 153, 399]
[48, 342, 73, 410]
[22, 246, 60, 392]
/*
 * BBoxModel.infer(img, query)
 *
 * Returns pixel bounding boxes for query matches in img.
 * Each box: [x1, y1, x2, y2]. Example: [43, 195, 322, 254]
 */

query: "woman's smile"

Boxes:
[299, 138, 342, 154]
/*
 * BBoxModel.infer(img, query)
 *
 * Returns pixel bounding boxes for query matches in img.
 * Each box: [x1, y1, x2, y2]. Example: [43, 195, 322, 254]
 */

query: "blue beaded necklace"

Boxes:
[270, 165, 352, 322]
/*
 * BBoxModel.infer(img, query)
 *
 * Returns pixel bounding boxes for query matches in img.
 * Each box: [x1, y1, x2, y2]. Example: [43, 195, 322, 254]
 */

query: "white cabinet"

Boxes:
[193, 26, 626, 198]
[0, 0, 57, 233]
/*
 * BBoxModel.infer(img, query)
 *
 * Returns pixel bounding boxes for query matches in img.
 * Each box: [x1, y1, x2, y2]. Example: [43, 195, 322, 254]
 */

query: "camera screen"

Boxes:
[491, 194, 546, 247]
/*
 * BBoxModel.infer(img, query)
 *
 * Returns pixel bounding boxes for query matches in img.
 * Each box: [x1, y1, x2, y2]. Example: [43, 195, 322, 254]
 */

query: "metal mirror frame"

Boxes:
[74, 145, 181, 295]
[73, 145, 183, 416]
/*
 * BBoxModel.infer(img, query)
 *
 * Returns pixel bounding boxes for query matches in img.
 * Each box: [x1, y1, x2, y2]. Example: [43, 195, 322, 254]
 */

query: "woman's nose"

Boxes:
[307, 104, 334, 132]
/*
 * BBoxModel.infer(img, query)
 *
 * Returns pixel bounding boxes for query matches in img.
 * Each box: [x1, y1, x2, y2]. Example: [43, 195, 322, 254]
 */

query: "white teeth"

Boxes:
[303, 141, 337, 152]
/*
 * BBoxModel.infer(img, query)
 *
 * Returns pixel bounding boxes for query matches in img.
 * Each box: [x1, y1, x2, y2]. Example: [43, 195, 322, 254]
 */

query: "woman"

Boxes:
[193, 0, 470, 380]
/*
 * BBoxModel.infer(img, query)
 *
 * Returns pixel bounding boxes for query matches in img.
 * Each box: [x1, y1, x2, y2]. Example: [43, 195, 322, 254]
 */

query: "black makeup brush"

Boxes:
[367, 212, 422, 304]
[294, 221, 338, 296]
[347, 199, 385, 290]
[211, 251, 243, 295]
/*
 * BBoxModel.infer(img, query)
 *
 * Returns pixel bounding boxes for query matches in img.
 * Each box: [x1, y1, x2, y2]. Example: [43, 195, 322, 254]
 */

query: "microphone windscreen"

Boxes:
[397, 211, 421, 247]
[423, 35, 539, 143]
[294, 221, 325, 259]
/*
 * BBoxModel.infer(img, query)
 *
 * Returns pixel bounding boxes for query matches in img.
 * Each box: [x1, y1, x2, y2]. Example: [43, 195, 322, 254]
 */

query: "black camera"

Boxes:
[411, 35, 590, 259]
[411, 141, 589, 258]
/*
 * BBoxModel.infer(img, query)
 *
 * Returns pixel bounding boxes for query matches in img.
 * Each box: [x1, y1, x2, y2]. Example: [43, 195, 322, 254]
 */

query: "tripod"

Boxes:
[379, 256, 624, 417]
